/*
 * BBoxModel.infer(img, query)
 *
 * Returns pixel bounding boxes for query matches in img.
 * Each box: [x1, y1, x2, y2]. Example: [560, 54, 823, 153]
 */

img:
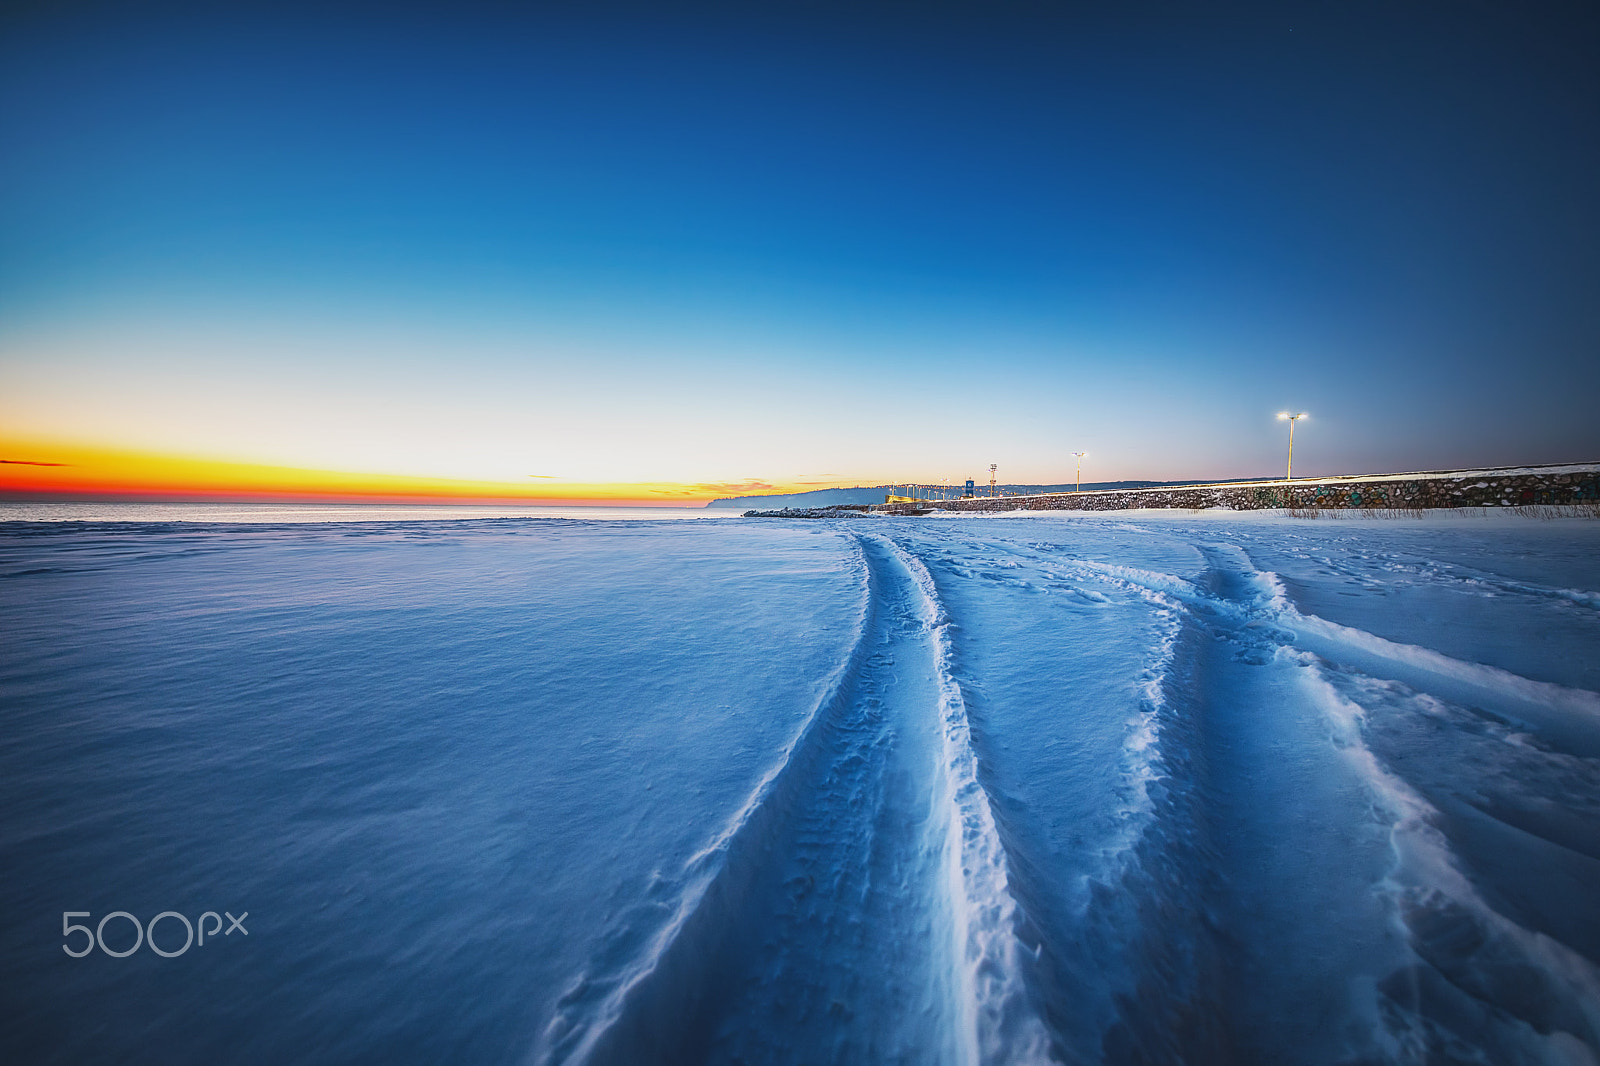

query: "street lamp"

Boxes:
[1277, 413, 1307, 480]
[1072, 452, 1088, 492]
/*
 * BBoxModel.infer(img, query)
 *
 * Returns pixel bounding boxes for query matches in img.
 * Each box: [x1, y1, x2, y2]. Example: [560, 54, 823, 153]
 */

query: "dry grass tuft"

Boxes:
[1357, 506, 1426, 520]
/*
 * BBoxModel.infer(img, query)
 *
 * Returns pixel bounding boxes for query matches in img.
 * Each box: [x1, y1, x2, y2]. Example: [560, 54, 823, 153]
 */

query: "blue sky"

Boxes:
[2, 1, 1597, 494]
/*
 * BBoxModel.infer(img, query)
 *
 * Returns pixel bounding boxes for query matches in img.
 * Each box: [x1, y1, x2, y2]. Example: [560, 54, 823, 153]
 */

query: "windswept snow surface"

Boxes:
[2, 512, 1598, 1065]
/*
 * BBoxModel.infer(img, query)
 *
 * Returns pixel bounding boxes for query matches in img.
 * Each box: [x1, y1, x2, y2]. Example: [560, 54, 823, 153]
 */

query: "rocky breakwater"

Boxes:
[876, 464, 1600, 515]
[742, 505, 871, 519]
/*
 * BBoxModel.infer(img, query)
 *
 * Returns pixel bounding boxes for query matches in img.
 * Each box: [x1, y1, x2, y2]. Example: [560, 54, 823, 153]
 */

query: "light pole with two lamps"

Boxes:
[1072, 452, 1088, 492]
[1277, 412, 1307, 480]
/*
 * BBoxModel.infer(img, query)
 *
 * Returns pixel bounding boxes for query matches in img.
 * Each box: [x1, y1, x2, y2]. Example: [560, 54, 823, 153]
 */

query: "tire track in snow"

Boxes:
[887, 537, 1056, 1066]
[972, 534, 1398, 1063]
[883, 526, 1600, 1062]
[701, 533, 969, 1065]
[1298, 660, 1600, 1064]
[1284, 545, 1600, 612]
[1197, 542, 1600, 1063]
[533, 536, 875, 1066]
[907, 527, 1226, 1062]
[1007, 533, 1600, 757]
[537, 534, 1051, 1066]
[905, 530, 1506, 1061]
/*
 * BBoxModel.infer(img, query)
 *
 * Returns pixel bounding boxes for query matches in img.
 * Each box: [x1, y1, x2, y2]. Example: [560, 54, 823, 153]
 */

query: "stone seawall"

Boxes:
[876, 464, 1600, 515]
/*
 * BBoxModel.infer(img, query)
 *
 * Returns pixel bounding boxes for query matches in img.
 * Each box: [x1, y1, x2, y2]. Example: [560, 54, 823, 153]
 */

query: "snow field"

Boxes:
[2, 512, 1596, 1064]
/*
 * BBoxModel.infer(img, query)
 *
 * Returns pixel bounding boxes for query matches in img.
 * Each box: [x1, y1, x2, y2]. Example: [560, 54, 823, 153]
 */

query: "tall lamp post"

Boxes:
[1072, 451, 1088, 492]
[1277, 413, 1307, 480]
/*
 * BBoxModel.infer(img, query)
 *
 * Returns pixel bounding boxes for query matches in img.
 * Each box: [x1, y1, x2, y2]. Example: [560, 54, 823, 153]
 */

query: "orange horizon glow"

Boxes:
[0, 439, 813, 506]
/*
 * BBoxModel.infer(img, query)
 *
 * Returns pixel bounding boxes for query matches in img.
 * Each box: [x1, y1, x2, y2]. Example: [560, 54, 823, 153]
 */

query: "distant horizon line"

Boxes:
[0, 490, 708, 509]
[6, 459, 1596, 511]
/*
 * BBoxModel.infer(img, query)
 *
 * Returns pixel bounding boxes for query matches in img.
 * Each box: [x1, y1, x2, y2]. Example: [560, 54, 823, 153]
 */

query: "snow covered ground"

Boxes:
[2, 511, 1597, 1064]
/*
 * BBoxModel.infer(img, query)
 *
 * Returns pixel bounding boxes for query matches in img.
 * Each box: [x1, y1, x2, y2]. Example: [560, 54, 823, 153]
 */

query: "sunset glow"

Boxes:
[0, 438, 796, 505]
